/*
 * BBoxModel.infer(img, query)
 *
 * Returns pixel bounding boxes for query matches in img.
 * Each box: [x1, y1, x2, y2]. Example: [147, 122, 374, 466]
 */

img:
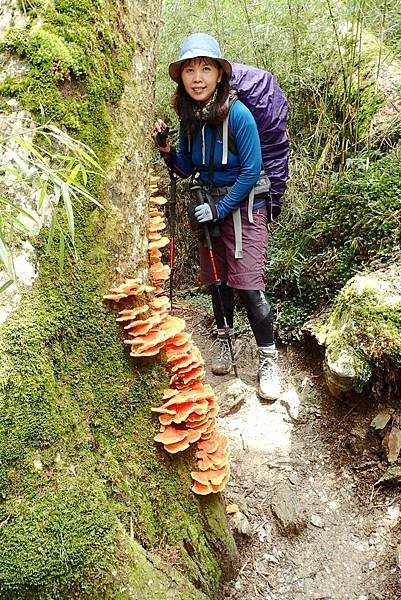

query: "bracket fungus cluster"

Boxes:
[103, 173, 230, 495]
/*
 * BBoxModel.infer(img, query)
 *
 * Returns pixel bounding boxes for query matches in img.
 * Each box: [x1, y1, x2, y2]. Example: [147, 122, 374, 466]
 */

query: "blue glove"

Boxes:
[194, 202, 218, 223]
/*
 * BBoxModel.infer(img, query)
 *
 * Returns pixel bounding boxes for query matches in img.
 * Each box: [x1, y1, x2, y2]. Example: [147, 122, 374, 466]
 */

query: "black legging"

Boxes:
[210, 285, 274, 346]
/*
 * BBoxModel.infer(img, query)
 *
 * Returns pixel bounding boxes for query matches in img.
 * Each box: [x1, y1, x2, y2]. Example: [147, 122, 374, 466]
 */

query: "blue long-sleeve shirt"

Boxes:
[162, 100, 262, 220]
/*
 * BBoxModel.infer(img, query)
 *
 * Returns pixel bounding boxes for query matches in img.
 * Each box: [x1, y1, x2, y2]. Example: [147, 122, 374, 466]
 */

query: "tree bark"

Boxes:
[0, 2, 238, 598]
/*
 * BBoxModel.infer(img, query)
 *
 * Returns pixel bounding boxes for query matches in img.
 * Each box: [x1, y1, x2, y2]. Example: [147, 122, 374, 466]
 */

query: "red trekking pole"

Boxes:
[191, 182, 239, 378]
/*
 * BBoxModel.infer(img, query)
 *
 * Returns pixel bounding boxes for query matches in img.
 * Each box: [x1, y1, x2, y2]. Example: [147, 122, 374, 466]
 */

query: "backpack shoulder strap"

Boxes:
[217, 92, 238, 162]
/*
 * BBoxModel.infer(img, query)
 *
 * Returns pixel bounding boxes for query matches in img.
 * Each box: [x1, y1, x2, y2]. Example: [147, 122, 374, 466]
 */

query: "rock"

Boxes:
[304, 267, 401, 398]
[310, 513, 324, 528]
[214, 378, 251, 416]
[270, 482, 309, 534]
[287, 471, 299, 485]
[324, 345, 370, 398]
[261, 553, 279, 564]
[231, 511, 252, 536]
[299, 376, 319, 407]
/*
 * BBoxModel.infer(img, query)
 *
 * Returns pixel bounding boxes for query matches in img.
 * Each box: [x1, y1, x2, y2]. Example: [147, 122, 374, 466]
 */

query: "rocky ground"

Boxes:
[179, 300, 401, 600]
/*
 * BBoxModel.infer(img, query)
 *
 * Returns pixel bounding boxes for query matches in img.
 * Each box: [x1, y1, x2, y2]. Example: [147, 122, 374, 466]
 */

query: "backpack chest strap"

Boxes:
[222, 116, 229, 165]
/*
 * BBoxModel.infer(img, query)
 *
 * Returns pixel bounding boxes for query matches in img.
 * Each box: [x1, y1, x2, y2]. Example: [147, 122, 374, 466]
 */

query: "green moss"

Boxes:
[330, 278, 401, 364]
[0, 1, 135, 160]
[268, 145, 401, 338]
[0, 209, 236, 597]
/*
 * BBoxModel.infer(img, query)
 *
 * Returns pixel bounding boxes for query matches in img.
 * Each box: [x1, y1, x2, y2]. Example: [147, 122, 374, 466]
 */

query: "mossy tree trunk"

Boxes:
[0, 2, 237, 598]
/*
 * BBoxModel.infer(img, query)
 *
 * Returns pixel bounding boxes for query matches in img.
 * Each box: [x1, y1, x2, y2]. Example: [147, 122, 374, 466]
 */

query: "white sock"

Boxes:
[258, 343, 276, 351]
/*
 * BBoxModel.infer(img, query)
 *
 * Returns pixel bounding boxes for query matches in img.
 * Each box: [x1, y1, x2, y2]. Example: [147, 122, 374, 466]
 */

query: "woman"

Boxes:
[154, 33, 280, 401]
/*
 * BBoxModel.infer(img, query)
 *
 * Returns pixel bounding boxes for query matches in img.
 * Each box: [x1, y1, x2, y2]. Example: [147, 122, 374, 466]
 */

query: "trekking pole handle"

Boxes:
[192, 185, 213, 250]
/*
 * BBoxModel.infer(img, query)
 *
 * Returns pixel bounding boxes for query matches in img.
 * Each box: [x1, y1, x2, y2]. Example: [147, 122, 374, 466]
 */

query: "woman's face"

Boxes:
[180, 58, 222, 105]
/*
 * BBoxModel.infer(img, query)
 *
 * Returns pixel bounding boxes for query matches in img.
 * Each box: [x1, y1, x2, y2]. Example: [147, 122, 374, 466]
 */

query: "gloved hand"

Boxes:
[153, 119, 171, 152]
[194, 201, 218, 223]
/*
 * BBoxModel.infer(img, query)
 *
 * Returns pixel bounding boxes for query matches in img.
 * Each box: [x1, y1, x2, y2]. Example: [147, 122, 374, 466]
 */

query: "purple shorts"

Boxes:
[199, 206, 268, 290]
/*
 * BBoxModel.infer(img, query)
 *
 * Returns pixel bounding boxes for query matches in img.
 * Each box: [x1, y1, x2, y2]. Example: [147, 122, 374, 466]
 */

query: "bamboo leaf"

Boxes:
[46, 213, 56, 254]
[70, 183, 103, 209]
[0, 234, 13, 273]
[67, 163, 81, 184]
[80, 164, 88, 186]
[61, 183, 75, 243]
[37, 184, 47, 209]
[0, 279, 14, 294]
[75, 147, 103, 171]
[0, 197, 36, 221]
[3, 213, 31, 232]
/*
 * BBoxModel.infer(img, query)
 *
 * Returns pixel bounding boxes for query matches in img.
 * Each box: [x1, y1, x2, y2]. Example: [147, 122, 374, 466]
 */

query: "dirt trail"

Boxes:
[181, 302, 401, 600]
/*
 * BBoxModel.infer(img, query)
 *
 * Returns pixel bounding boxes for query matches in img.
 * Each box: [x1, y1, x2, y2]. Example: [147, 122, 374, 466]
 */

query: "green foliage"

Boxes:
[330, 280, 401, 364]
[267, 145, 401, 337]
[0, 122, 104, 283]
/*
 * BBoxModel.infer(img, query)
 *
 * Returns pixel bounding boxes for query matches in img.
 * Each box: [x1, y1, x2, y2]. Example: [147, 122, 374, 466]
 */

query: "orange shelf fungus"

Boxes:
[154, 425, 187, 445]
[159, 316, 186, 340]
[149, 216, 167, 232]
[149, 195, 168, 206]
[166, 331, 192, 347]
[103, 279, 155, 302]
[191, 481, 214, 495]
[149, 209, 164, 218]
[150, 262, 171, 282]
[148, 232, 162, 242]
[149, 236, 170, 250]
[191, 467, 227, 487]
[154, 425, 201, 454]
[150, 296, 171, 314]
[163, 438, 191, 453]
[124, 313, 163, 334]
[116, 305, 149, 322]
[103, 177, 230, 496]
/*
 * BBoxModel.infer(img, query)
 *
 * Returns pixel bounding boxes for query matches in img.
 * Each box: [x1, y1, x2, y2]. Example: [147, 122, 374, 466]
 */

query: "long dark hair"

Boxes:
[172, 57, 230, 137]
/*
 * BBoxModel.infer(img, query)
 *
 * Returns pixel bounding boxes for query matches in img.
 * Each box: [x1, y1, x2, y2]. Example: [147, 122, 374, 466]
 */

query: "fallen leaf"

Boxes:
[375, 465, 401, 486]
[226, 503, 239, 514]
[371, 410, 393, 431]
[385, 426, 401, 463]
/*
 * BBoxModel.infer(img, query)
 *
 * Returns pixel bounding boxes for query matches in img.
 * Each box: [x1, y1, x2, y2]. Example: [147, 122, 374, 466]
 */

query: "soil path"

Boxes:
[180, 301, 401, 600]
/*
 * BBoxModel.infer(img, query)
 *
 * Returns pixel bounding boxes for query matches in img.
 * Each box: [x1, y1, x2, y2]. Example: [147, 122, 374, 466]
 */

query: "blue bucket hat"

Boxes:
[168, 33, 232, 83]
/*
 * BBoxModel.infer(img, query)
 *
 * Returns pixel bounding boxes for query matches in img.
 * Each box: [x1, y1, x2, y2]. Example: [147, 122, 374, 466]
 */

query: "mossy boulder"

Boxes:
[304, 263, 401, 397]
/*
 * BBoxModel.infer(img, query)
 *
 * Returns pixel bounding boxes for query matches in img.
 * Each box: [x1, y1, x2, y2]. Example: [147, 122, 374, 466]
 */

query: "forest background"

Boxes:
[156, 0, 401, 349]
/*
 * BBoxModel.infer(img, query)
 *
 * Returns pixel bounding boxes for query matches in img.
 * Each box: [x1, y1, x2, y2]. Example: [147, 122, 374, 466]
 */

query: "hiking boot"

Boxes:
[258, 348, 281, 400]
[210, 331, 240, 375]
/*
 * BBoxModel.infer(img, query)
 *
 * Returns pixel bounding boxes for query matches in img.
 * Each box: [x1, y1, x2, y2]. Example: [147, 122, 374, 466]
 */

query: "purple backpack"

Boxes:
[230, 63, 289, 208]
